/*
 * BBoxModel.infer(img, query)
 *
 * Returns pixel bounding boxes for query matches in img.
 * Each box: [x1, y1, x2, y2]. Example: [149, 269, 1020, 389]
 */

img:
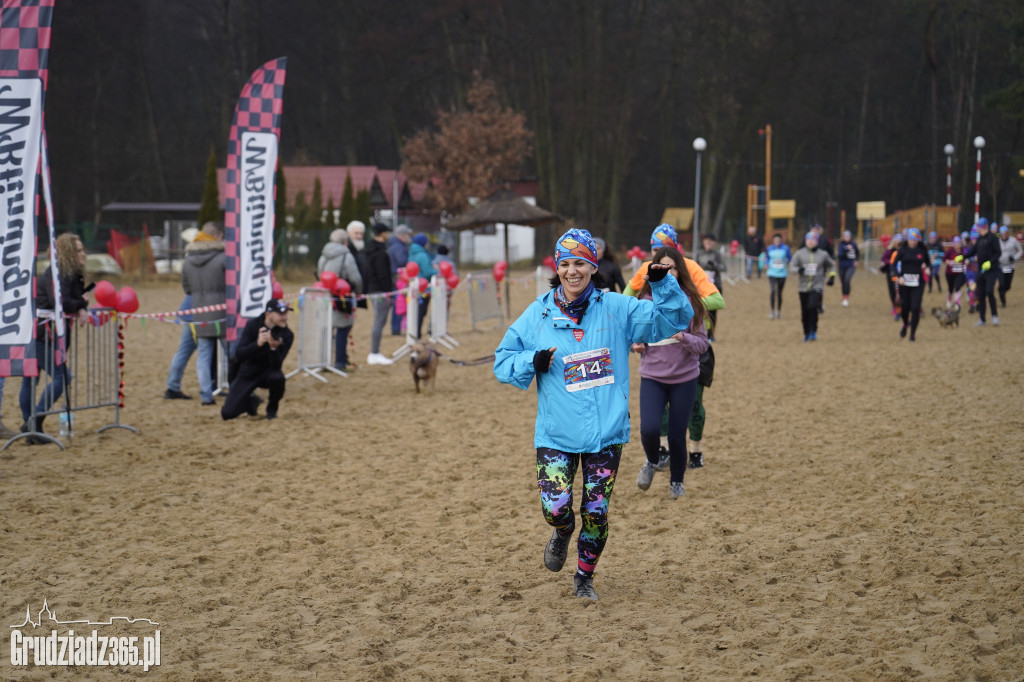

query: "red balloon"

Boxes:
[729, 239, 739, 256]
[438, 260, 453, 277]
[418, 277, 429, 293]
[542, 255, 556, 270]
[333, 278, 351, 296]
[405, 261, 420, 278]
[639, 250, 648, 260]
[115, 287, 139, 314]
[320, 270, 338, 290]
[493, 263, 505, 283]
[94, 280, 117, 308]
[272, 281, 284, 299]
[313, 281, 328, 289]
[496, 260, 508, 272]
[446, 274, 460, 290]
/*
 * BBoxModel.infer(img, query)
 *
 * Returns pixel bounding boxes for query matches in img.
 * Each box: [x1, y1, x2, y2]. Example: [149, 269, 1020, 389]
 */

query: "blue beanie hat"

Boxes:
[999, 225, 1009, 234]
[650, 223, 677, 249]
[554, 228, 599, 268]
[977, 218, 989, 228]
[929, 231, 937, 240]
[412, 234, 428, 247]
[970, 227, 979, 239]
[960, 231, 969, 240]
[952, 236, 962, 245]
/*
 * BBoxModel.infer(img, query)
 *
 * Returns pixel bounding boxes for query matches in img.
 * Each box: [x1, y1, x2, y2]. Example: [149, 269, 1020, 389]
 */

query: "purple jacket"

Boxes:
[637, 293, 708, 384]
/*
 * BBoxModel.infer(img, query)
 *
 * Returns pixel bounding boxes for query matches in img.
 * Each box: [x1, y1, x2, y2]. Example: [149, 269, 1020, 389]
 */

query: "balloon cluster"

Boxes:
[94, 280, 139, 314]
[492, 260, 508, 283]
[729, 239, 739, 256]
[626, 246, 648, 260]
[541, 255, 556, 270]
[315, 270, 352, 297]
[437, 260, 459, 290]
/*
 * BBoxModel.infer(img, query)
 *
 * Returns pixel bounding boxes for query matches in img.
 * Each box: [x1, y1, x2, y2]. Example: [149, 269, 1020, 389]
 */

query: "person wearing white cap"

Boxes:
[997, 224, 1022, 307]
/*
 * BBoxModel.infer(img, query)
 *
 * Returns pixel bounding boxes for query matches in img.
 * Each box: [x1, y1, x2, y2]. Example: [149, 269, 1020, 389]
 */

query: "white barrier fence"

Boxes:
[286, 287, 346, 382]
[3, 309, 137, 450]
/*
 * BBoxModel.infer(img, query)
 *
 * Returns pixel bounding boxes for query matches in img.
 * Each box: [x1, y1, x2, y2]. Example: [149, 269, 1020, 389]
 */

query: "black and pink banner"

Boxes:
[0, 0, 53, 378]
[224, 57, 287, 342]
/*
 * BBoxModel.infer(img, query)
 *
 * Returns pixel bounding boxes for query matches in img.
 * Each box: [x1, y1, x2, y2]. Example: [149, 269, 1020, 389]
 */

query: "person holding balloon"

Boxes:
[494, 227, 693, 601]
[182, 221, 227, 405]
[317, 228, 363, 371]
[19, 233, 91, 443]
[407, 234, 437, 339]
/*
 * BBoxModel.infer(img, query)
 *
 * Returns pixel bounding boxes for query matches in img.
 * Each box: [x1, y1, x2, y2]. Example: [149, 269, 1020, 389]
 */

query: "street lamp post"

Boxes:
[973, 136, 985, 223]
[943, 144, 954, 207]
[692, 137, 707, 257]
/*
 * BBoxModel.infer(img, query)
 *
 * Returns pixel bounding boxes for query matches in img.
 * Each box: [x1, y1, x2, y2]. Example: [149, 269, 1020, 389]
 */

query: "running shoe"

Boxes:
[993, 316, 1000, 326]
[543, 524, 573, 572]
[809, 332, 817, 341]
[573, 574, 599, 601]
[974, 320, 986, 328]
[670, 481, 685, 499]
[636, 461, 657, 490]
[689, 451, 704, 469]
[654, 446, 670, 471]
[900, 325, 907, 338]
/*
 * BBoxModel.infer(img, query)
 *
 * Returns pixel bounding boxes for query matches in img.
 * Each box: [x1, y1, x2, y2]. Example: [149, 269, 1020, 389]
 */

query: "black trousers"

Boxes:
[799, 290, 822, 335]
[221, 369, 286, 420]
[899, 285, 924, 334]
[999, 269, 1014, 306]
[976, 269, 999, 322]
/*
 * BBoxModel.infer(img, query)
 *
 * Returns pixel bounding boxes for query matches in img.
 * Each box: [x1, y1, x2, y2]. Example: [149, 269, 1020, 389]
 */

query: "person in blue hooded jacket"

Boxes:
[408, 233, 437, 338]
[494, 227, 693, 601]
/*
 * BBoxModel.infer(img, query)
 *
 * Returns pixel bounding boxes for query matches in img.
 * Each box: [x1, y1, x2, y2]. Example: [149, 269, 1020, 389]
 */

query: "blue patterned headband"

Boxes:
[554, 228, 599, 268]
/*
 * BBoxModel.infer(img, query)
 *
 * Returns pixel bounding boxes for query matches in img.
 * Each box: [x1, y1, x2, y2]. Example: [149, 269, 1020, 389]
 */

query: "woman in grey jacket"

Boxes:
[317, 229, 364, 370]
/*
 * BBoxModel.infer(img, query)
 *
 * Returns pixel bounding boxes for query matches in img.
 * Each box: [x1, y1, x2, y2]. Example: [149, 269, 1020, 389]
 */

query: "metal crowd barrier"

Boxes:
[391, 285, 419, 360]
[285, 287, 346, 382]
[465, 270, 504, 331]
[2, 308, 138, 451]
[428, 277, 459, 350]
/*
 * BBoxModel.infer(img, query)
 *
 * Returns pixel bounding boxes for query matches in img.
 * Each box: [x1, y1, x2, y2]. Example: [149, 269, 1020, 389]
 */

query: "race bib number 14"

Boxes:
[562, 347, 614, 393]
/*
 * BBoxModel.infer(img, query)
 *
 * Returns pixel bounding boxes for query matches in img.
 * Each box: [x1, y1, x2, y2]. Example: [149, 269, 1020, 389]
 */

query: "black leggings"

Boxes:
[999, 269, 1014, 306]
[899, 285, 923, 335]
[946, 271, 965, 294]
[799, 290, 822, 335]
[769, 276, 786, 310]
[640, 377, 698, 483]
[839, 265, 855, 295]
[977, 270, 999, 322]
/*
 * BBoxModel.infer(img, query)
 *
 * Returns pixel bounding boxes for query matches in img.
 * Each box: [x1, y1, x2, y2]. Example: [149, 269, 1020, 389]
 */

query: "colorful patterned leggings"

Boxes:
[536, 444, 622, 577]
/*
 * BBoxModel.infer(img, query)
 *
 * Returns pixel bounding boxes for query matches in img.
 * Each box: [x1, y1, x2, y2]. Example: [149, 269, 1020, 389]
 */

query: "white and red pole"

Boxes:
[973, 136, 985, 223]
[943, 143, 954, 207]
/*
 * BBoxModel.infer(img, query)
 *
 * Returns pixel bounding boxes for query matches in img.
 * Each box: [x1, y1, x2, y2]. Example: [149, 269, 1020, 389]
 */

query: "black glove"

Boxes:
[533, 348, 555, 374]
[797, 266, 805, 276]
[647, 264, 669, 282]
[827, 275, 835, 287]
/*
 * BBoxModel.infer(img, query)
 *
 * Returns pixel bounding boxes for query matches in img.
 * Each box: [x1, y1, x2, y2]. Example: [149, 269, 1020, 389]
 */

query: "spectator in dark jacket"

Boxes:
[364, 223, 394, 365]
[182, 221, 227, 406]
[221, 299, 294, 420]
[19, 233, 90, 443]
[387, 224, 413, 335]
[965, 218, 1002, 326]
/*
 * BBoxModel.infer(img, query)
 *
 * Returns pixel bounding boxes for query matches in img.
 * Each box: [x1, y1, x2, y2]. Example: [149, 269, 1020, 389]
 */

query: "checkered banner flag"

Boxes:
[224, 57, 287, 343]
[0, 0, 54, 378]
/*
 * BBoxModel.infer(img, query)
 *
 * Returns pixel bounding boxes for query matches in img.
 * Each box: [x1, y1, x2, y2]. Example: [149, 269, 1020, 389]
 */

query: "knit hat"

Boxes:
[929, 231, 937, 240]
[907, 228, 922, 241]
[650, 223, 677, 249]
[952, 236, 962, 245]
[977, 218, 989, 228]
[891, 233, 902, 242]
[804, 231, 819, 243]
[554, 228, 599, 268]
[999, 225, 1009, 235]
[412, 234, 428, 247]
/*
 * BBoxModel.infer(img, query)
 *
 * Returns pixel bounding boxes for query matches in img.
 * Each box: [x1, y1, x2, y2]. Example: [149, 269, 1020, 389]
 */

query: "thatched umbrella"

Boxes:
[445, 187, 563, 318]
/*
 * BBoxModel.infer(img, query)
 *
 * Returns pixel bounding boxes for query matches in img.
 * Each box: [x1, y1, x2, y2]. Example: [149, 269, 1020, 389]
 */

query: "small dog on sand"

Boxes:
[931, 305, 960, 328]
[409, 341, 439, 394]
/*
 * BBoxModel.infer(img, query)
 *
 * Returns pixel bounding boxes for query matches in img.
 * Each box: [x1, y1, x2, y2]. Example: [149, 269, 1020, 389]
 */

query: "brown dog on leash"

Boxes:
[409, 341, 439, 394]
[931, 305, 960, 328]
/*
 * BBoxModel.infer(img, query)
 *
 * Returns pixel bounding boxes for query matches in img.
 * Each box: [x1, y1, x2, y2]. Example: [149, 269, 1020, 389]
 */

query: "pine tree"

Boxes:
[355, 189, 371, 227]
[292, 191, 309, 232]
[325, 197, 337, 229]
[339, 171, 356, 227]
[310, 177, 324, 232]
[197, 146, 223, 225]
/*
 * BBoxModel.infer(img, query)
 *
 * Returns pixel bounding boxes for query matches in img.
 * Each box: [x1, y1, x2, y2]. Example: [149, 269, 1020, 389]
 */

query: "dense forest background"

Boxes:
[45, 1, 1024, 248]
